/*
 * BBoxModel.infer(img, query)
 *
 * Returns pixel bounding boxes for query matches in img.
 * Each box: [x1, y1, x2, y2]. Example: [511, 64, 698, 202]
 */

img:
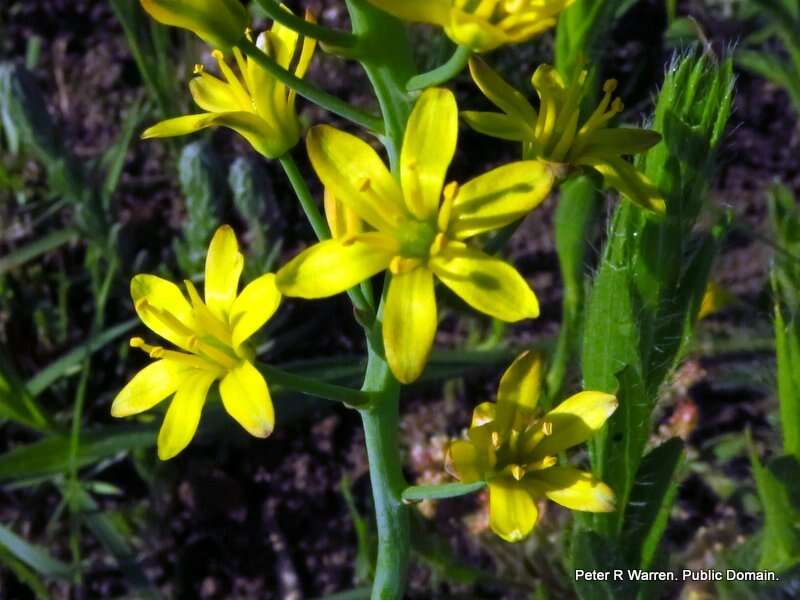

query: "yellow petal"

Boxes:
[219, 360, 274, 438]
[365, 0, 450, 25]
[471, 401, 496, 427]
[400, 88, 458, 220]
[532, 391, 618, 457]
[383, 266, 437, 384]
[131, 274, 196, 350]
[141, 114, 213, 140]
[205, 225, 243, 321]
[467, 57, 537, 126]
[111, 359, 187, 417]
[488, 478, 538, 542]
[230, 273, 282, 350]
[530, 466, 616, 512]
[448, 439, 486, 483]
[189, 72, 242, 113]
[324, 188, 362, 239]
[446, 12, 509, 52]
[156, 370, 217, 460]
[306, 125, 408, 233]
[208, 111, 294, 159]
[582, 156, 666, 215]
[449, 161, 554, 239]
[140, 0, 249, 49]
[430, 242, 540, 322]
[461, 111, 530, 141]
[496, 351, 543, 434]
[276, 235, 395, 299]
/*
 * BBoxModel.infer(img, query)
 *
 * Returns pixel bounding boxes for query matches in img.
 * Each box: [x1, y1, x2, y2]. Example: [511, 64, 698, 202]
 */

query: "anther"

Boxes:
[603, 79, 618, 94]
[543, 421, 553, 436]
[429, 233, 447, 257]
[491, 430, 501, 449]
[193, 64, 205, 75]
[510, 465, 525, 481]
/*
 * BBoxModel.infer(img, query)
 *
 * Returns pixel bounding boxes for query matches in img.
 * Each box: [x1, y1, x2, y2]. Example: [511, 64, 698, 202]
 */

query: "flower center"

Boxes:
[397, 219, 438, 260]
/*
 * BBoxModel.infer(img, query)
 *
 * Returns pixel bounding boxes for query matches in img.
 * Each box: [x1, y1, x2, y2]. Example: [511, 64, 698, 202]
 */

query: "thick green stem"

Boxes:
[359, 330, 407, 599]
[406, 45, 471, 91]
[253, 0, 358, 48]
[257, 362, 371, 406]
[238, 38, 383, 133]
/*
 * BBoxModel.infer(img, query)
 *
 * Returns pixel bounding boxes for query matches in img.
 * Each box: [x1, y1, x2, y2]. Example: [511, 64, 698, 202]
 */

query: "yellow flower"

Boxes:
[448, 352, 617, 542]
[276, 88, 554, 384]
[141, 14, 317, 159]
[367, 0, 574, 52]
[111, 226, 281, 460]
[463, 57, 666, 214]
[140, 0, 249, 50]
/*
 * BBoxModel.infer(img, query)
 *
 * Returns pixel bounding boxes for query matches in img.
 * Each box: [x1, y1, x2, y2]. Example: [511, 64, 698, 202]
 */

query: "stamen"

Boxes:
[187, 335, 239, 370]
[429, 233, 448, 257]
[491, 430, 501, 449]
[510, 464, 525, 481]
[136, 299, 195, 342]
[193, 64, 205, 75]
[184, 280, 233, 346]
[212, 49, 252, 111]
[437, 182, 458, 233]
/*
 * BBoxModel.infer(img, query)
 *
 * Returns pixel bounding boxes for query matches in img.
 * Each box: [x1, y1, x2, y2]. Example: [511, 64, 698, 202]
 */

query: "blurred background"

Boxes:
[0, 0, 799, 598]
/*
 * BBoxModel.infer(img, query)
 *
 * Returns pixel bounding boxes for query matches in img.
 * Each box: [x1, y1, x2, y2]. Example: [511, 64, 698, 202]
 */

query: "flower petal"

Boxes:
[471, 401, 496, 427]
[189, 72, 241, 113]
[230, 273, 282, 350]
[383, 266, 437, 383]
[461, 111, 530, 141]
[205, 225, 244, 321]
[496, 351, 543, 434]
[306, 125, 407, 232]
[156, 370, 216, 460]
[430, 242, 539, 322]
[276, 235, 395, 299]
[448, 439, 486, 483]
[488, 478, 538, 542]
[532, 391, 618, 457]
[400, 88, 458, 220]
[324, 188, 362, 239]
[366, 0, 450, 25]
[467, 57, 538, 126]
[449, 161, 554, 239]
[530, 466, 616, 512]
[111, 359, 187, 417]
[219, 360, 275, 438]
[131, 275, 196, 350]
[207, 111, 293, 159]
[141, 114, 213, 140]
[581, 156, 666, 215]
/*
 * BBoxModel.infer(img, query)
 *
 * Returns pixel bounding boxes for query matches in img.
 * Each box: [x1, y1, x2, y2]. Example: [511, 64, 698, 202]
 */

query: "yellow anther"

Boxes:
[340, 233, 358, 247]
[389, 256, 402, 275]
[603, 79, 618, 94]
[130, 337, 146, 348]
[491, 430, 501, 449]
[245, 27, 253, 42]
[149, 347, 166, 359]
[510, 464, 526, 481]
[193, 64, 205, 75]
[611, 98, 624, 113]
[543, 421, 553, 436]
[212, 49, 225, 61]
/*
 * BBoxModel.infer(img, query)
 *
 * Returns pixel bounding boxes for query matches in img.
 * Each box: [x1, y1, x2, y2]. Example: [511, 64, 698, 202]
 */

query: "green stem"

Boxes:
[278, 153, 373, 317]
[358, 331, 407, 600]
[406, 45, 471, 92]
[238, 38, 383, 133]
[258, 362, 372, 406]
[254, 0, 358, 48]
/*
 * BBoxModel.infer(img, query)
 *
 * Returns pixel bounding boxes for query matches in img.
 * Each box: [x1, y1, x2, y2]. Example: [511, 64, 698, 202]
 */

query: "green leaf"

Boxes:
[66, 484, 162, 600]
[749, 446, 800, 572]
[26, 318, 138, 397]
[571, 530, 639, 600]
[0, 523, 72, 579]
[621, 438, 685, 569]
[0, 228, 78, 276]
[401, 481, 485, 502]
[0, 352, 53, 433]
[0, 425, 156, 481]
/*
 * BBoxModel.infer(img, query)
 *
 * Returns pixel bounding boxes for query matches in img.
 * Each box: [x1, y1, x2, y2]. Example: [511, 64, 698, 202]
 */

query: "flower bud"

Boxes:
[140, 0, 249, 50]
